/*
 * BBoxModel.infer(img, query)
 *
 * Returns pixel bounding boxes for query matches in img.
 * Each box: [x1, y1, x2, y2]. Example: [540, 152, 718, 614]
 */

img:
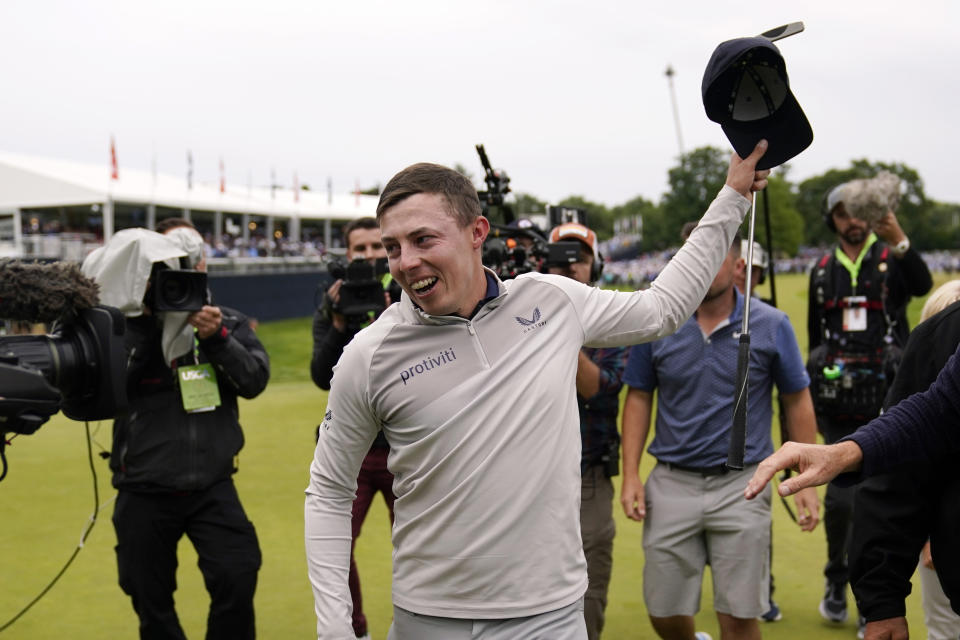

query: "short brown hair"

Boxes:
[376, 163, 482, 228]
[155, 217, 196, 234]
[343, 217, 379, 247]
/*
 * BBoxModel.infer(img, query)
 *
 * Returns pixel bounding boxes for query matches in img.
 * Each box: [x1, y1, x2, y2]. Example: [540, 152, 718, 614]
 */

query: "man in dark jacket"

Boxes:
[109, 219, 270, 640]
[311, 217, 398, 640]
[850, 286, 960, 640]
[807, 183, 932, 628]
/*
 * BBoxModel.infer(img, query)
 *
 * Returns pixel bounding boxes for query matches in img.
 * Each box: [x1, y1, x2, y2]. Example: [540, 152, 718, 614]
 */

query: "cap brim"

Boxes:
[721, 91, 813, 170]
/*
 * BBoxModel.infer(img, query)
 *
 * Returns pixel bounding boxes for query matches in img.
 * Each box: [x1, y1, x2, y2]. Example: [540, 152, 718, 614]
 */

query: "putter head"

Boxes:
[759, 22, 804, 42]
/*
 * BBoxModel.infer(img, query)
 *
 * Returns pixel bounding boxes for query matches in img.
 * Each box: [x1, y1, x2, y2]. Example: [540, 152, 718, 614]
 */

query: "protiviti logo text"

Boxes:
[399, 347, 457, 385]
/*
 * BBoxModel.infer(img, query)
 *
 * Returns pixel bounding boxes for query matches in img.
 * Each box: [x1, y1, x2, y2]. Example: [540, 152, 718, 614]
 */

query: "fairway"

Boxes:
[1, 272, 951, 639]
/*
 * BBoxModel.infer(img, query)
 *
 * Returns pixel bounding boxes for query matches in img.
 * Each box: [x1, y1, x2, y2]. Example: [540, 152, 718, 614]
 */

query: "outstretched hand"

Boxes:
[744, 441, 864, 500]
[725, 140, 770, 199]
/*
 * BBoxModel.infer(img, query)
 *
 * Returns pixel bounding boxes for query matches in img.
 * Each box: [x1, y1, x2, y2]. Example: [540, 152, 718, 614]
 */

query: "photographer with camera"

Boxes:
[807, 179, 932, 629]
[310, 216, 399, 640]
[83, 218, 270, 640]
[545, 222, 628, 640]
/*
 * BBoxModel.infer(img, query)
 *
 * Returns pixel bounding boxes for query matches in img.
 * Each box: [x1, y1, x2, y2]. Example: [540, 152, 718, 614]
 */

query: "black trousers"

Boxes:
[113, 479, 262, 640]
[819, 416, 860, 586]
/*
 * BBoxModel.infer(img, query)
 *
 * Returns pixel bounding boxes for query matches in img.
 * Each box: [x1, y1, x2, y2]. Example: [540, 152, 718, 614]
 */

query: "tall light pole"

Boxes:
[664, 65, 684, 157]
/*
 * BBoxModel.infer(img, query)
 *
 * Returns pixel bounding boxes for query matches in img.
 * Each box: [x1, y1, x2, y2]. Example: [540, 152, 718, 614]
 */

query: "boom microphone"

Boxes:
[0, 259, 125, 437]
[0, 259, 100, 324]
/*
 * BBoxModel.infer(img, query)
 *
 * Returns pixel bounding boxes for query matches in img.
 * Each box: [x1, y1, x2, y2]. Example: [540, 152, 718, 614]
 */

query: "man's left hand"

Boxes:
[872, 211, 907, 245]
[792, 487, 820, 532]
[189, 305, 223, 339]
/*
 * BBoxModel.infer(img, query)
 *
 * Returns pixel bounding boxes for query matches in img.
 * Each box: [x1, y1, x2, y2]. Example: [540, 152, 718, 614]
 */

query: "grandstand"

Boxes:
[0, 150, 378, 262]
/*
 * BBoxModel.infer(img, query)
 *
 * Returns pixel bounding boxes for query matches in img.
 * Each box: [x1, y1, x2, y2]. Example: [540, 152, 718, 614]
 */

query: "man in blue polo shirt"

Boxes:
[619, 231, 820, 640]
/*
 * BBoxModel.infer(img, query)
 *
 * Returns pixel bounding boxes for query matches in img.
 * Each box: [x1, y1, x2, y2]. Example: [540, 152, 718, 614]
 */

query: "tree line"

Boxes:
[510, 147, 960, 256]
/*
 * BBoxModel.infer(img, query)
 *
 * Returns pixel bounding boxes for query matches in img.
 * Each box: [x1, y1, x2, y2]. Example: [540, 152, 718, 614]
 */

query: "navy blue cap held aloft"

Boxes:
[702, 36, 812, 170]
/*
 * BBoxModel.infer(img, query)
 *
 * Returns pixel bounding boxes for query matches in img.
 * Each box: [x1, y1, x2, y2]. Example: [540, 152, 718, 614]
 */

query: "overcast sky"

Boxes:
[2, 0, 957, 209]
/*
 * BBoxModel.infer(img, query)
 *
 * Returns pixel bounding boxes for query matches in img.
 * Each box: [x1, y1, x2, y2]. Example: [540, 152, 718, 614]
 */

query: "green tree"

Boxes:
[512, 192, 548, 220]
[924, 201, 960, 250]
[795, 160, 929, 248]
[659, 146, 728, 249]
[609, 195, 658, 259]
[752, 172, 805, 256]
[453, 163, 475, 182]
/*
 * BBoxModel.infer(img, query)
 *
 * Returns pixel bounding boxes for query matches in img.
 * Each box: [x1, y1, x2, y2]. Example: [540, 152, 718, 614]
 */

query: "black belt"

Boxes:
[663, 462, 729, 477]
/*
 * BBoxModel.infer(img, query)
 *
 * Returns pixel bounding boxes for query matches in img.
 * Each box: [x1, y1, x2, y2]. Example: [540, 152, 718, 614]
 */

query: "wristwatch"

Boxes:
[891, 238, 911, 258]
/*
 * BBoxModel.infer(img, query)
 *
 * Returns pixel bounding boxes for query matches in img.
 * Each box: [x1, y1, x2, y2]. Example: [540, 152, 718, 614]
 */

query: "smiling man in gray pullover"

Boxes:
[305, 141, 770, 640]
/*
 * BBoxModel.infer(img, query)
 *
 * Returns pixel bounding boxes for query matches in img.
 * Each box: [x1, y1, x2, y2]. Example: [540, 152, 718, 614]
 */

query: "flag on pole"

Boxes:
[187, 150, 194, 189]
[219, 157, 226, 194]
[110, 136, 119, 180]
[294, 171, 300, 203]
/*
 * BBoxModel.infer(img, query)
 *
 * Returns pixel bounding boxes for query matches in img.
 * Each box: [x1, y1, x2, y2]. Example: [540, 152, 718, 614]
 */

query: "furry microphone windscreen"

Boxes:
[0, 259, 101, 324]
[841, 171, 902, 224]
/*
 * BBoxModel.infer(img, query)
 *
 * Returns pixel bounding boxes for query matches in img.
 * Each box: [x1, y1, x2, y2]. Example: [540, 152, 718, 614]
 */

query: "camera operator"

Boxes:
[545, 222, 628, 640]
[807, 183, 932, 629]
[85, 218, 270, 640]
[310, 216, 399, 640]
[311, 217, 399, 388]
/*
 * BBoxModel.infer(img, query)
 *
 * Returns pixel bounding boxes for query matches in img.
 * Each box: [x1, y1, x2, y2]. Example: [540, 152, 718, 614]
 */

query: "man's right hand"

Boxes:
[620, 475, 646, 522]
[864, 617, 909, 640]
[744, 440, 863, 500]
[326, 279, 347, 332]
[725, 139, 770, 199]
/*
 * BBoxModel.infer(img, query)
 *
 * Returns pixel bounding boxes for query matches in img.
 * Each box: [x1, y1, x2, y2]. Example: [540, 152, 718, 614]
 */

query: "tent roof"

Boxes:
[0, 151, 378, 220]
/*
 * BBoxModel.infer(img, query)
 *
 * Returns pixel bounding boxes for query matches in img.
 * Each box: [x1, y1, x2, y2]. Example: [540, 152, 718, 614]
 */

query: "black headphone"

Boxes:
[590, 249, 605, 284]
[822, 184, 845, 233]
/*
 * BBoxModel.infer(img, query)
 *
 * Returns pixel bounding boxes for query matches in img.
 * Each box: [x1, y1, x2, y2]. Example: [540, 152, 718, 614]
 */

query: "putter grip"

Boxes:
[727, 333, 751, 470]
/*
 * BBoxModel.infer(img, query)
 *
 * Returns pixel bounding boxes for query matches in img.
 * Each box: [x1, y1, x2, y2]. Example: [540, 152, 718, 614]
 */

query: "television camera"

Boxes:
[0, 255, 212, 483]
[0, 260, 127, 443]
[317, 255, 391, 319]
[475, 145, 589, 279]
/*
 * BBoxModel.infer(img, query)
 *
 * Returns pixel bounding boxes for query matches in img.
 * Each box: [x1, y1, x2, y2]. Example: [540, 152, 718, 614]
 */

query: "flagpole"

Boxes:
[147, 141, 157, 230]
[184, 149, 193, 221]
[105, 135, 118, 242]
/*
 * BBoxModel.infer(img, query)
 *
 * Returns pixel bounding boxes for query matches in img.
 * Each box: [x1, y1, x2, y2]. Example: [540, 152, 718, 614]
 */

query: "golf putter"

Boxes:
[727, 20, 805, 471]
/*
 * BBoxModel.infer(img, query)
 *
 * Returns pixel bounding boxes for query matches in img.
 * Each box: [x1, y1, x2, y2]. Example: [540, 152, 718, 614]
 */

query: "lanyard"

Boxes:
[834, 233, 877, 289]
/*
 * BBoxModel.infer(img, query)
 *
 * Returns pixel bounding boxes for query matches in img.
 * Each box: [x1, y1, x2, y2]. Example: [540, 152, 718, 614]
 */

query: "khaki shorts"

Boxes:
[642, 462, 772, 619]
[387, 599, 587, 640]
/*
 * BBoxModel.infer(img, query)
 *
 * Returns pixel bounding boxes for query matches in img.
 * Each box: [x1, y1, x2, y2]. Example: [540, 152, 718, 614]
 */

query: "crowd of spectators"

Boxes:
[203, 232, 329, 260]
[602, 242, 959, 289]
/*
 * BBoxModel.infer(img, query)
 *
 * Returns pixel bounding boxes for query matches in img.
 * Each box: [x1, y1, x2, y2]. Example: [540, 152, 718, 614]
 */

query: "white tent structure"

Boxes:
[0, 150, 379, 260]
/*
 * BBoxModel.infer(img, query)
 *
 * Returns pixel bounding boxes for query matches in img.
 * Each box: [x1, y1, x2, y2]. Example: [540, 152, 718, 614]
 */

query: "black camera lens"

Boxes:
[161, 276, 191, 307]
[151, 268, 207, 312]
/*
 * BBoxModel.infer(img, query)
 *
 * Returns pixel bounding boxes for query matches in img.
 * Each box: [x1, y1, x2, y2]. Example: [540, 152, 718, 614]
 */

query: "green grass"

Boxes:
[1, 272, 953, 638]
